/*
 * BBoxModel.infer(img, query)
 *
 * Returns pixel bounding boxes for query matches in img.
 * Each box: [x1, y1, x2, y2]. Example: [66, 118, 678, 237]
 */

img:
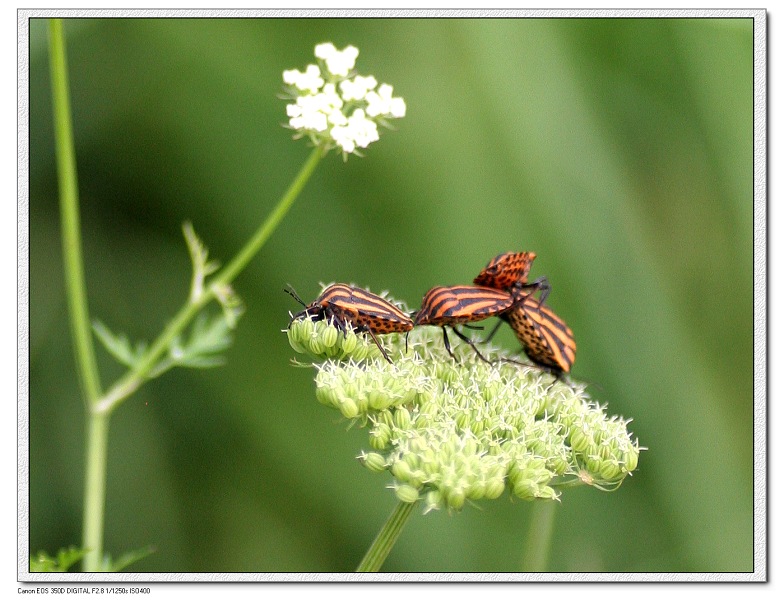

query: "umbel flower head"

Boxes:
[282, 42, 406, 157]
[285, 291, 642, 513]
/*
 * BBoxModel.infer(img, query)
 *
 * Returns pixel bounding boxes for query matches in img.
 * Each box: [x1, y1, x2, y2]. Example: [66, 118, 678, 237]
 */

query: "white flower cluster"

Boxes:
[287, 319, 642, 512]
[283, 43, 406, 155]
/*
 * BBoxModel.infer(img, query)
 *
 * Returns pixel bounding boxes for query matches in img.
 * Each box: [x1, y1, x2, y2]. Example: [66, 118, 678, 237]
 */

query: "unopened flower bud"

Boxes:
[359, 451, 388, 473]
[394, 484, 421, 504]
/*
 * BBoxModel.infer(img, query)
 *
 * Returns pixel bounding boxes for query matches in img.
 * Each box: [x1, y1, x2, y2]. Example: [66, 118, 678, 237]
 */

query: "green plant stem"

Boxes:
[49, 18, 109, 572]
[85, 147, 321, 569]
[49, 19, 102, 407]
[356, 500, 415, 573]
[50, 17, 321, 571]
[520, 500, 557, 572]
[81, 413, 110, 571]
[213, 146, 323, 287]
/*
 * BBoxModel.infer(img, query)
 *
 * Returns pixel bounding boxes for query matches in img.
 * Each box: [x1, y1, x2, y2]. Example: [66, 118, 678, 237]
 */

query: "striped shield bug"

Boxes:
[473, 251, 537, 290]
[500, 294, 576, 375]
[285, 283, 413, 363]
[474, 250, 551, 306]
[412, 285, 517, 363]
[474, 251, 574, 374]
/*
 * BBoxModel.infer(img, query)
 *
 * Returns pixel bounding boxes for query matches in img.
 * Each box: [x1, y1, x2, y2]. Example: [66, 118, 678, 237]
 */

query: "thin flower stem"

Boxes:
[82, 143, 320, 567]
[356, 500, 416, 573]
[49, 19, 102, 408]
[520, 500, 557, 572]
[81, 145, 322, 568]
[213, 146, 322, 287]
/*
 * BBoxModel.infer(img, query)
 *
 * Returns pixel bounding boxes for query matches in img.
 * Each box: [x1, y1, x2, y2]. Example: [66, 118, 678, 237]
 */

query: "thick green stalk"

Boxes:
[356, 500, 415, 573]
[81, 413, 110, 571]
[49, 18, 110, 572]
[520, 500, 557, 572]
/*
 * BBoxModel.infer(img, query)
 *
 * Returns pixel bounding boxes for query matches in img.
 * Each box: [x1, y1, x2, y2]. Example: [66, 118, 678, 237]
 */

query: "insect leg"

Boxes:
[365, 328, 393, 364]
[517, 276, 551, 307]
[450, 327, 493, 365]
[482, 320, 504, 344]
[441, 326, 459, 361]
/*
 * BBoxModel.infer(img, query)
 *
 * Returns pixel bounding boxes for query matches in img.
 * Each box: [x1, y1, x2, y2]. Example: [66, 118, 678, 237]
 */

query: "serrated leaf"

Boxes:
[166, 312, 234, 370]
[188, 313, 233, 353]
[92, 320, 147, 368]
[183, 222, 220, 303]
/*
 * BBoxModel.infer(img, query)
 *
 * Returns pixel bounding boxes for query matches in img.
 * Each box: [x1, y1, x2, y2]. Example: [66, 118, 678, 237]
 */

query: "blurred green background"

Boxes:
[28, 17, 754, 573]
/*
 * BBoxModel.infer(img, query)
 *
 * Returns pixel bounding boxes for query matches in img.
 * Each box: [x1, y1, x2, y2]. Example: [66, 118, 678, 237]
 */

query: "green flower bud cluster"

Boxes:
[288, 312, 642, 510]
[286, 315, 384, 362]
[314, 358, 428, 419]
[555, 394, 641, 488]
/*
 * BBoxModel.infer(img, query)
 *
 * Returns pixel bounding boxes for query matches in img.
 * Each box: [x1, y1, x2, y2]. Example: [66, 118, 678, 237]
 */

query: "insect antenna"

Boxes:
[284, 284, 316, 327]
[283, 284, 307, 307]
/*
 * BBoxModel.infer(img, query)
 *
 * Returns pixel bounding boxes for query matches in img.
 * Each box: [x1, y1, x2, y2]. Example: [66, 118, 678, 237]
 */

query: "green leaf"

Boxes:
[102, 546, 156, 572]
[92, 320, 147, 368]
[30, 547, 86, 572]
[183, 221, 220, 278]
[183, 221, 220, 304]
[167, 311, 234, 370]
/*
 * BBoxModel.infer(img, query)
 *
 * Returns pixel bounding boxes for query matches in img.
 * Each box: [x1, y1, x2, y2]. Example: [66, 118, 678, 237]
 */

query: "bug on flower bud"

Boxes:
[286, 283, 413, 363]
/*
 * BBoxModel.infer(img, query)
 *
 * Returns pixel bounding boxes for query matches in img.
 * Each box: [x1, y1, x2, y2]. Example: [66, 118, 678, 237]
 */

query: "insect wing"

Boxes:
[519, 297, 576, 372]
[415, 286, 514, 325]
[323, 284, 413, 333]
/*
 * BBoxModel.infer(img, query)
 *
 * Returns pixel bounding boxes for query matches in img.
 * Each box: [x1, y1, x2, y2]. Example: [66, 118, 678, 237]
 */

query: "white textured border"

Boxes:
[17, 7, 767, 586]
[12, 7, 776, 19]
[751, 5, 768, 589]
[18, 4, 32, 589]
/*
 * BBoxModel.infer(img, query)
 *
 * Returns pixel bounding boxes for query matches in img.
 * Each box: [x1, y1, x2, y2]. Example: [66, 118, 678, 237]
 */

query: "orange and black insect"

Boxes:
[476, 251, 575, 374]
[473, 251, 538, 290]
[412, 285, 516, 363]
[285, 283, 413, 363]
[474, 250, 551, 306]
[490, 293, 576, 375]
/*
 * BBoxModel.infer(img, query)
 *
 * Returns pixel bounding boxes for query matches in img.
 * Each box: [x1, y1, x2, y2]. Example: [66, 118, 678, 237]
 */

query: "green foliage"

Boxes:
[30, 547, 86, 573]
[166, 312, 235, 370]
[93, 311, 235, 375]
[92, 320, 148, 369]
[101, 546, 156, 572]
[30, 545, 155, 573]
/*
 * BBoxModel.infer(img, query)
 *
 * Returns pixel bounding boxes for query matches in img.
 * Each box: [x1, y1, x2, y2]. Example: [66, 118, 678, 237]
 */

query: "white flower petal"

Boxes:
[390, 97, 406, 118]
[314, 42, 338, 60]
